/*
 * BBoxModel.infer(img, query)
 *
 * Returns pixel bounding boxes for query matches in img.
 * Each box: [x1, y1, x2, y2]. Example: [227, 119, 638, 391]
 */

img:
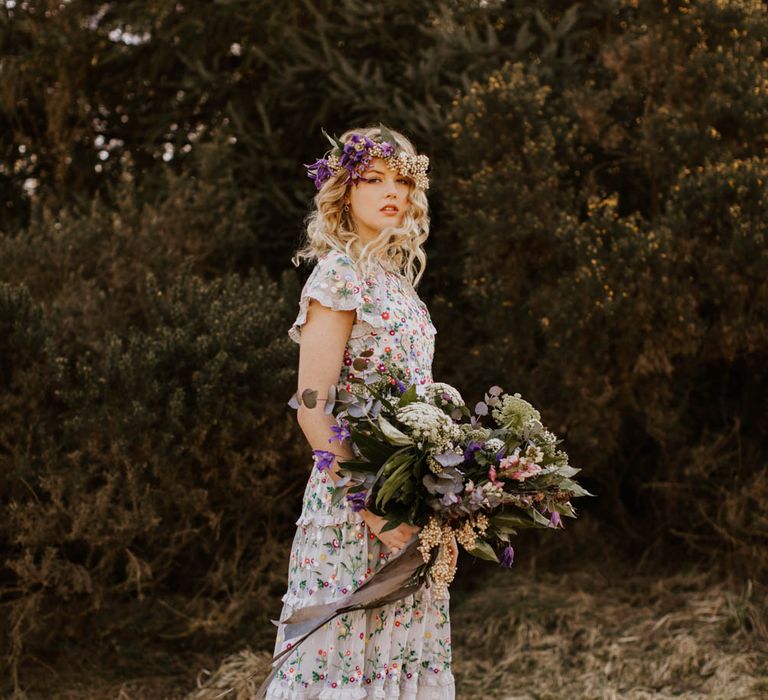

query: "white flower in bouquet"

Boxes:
[492, 392, 541, 435]
[459, 424, 492, 442]
[395, 402, 456, 445]
[424, 382, 465, 409]
[482, 437, 505, 455]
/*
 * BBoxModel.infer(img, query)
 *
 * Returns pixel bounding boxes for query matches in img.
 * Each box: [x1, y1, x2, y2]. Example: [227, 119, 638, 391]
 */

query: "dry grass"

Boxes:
[451, 565, 767, 700]
[8, 563, 766, 700]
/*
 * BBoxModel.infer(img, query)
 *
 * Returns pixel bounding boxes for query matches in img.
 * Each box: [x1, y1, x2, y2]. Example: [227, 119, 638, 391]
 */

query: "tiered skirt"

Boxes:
[264, 463, 455, 699]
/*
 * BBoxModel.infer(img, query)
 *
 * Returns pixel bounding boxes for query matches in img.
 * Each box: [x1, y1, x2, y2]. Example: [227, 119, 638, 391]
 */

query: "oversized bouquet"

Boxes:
[258, 352, 591, 695]
[289, 349, 591, 598]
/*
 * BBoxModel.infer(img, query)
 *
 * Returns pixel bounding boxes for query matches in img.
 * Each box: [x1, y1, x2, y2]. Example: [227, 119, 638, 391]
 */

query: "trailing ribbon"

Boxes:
[255, 536, 426, 699]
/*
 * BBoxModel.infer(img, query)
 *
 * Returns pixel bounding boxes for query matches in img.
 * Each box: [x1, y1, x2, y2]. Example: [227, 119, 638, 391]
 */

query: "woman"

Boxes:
[265, 125, 458, 699]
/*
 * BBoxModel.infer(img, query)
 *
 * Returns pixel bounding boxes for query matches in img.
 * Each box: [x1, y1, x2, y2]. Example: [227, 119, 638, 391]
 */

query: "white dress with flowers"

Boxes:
[265, 251, 455, 699]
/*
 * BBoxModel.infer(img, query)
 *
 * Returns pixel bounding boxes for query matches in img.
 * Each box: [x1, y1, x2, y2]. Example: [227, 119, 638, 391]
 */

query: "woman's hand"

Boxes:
[362, 511, 421, 553]
[448, 533, 459, 569]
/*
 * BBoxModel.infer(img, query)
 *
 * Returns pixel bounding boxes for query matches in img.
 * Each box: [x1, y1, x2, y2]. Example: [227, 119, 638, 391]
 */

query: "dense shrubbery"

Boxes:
[441, 1, 768, 576]
[0, 175, 306, 684]
[1, 0, 767, 693]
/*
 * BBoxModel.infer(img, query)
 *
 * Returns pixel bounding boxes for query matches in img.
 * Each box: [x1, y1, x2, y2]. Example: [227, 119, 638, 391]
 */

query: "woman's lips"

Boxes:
[380, 206, 399, 215]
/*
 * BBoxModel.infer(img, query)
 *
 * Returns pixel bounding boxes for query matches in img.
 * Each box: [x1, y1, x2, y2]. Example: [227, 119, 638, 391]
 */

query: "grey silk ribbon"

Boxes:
[255, 536, 425, 699]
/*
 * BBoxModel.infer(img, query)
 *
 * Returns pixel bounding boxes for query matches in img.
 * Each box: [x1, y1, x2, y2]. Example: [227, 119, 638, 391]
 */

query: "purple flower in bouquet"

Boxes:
[549, 511, 563, 528]
[312, 449, 337, 472]
[346, 491, 368, 512]
[395, 379, 408, 395]
[329, 419, 351, 444]
[500, 546, 515, 568]
[463, 440, 483, 462]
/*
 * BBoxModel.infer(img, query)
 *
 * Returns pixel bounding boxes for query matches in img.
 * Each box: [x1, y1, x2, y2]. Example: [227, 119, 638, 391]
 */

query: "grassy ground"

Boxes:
[10, 557, 766, 700]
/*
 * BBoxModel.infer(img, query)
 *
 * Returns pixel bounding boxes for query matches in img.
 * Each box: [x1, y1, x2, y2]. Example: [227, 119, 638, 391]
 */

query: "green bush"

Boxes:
[440, 1, 768, 576]
[0, 185, 308, 684]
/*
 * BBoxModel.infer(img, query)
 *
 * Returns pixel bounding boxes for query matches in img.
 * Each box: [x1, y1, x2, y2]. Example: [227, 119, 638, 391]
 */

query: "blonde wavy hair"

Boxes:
[291, 125, 430, 287]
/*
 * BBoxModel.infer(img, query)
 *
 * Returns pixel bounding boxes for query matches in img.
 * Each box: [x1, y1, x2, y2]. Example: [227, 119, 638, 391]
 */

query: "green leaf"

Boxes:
[398, 384, 419, 407]
[380, 517, 403, 533]
[559, 478, 595, 498]
[467, 540, 499, 563]
[529, 507, 552, 527]
[378, 123, 399, 153]
[491, 510, 535, 530]
[337, 458, 379, 474]
[377, 415, 413, 446]
[321, 126, 344, 152]
[350, 428, 397, 464]
[375, 459, 414, 510]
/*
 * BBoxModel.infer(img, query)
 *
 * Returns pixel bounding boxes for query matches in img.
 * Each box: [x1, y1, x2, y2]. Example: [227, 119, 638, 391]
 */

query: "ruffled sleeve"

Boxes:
[288, 252, 384, 344]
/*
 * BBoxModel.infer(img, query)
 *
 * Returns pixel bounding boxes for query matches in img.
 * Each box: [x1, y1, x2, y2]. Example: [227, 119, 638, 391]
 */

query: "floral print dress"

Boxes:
[265, 251, 455, 699]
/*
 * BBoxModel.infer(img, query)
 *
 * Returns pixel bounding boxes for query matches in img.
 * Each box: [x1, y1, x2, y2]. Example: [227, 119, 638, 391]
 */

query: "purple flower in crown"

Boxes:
[328, 419, 351, 444]
[312, 449, 337, 472]
[377, 140, 395, 158]
[346, 491, 368, 512]
[340, 134, 376, 183]
[305, 157, 333, 189]
[500, 545, 515, 568]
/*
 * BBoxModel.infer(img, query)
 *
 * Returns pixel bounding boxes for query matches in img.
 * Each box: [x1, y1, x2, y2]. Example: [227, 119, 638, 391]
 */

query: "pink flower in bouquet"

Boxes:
[487, 467, 502, 487]
[498, 453, 520, 472]
[507, 462, 542, 481]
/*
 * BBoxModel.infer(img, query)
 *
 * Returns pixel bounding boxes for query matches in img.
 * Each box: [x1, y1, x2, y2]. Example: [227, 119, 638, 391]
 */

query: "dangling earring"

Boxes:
[343, 202, 350, 213]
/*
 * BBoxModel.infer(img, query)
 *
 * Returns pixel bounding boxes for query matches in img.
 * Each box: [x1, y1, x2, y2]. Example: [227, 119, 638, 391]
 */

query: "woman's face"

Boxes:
[346, 157, 411, 242]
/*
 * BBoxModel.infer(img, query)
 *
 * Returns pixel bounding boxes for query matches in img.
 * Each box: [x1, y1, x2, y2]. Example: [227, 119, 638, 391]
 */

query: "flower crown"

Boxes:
[305, 124, 430, 191]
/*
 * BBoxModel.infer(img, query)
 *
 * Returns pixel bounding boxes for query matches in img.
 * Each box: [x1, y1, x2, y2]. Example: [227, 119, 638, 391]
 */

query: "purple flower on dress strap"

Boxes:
[328, 419, 351, 444]
[500, 545, 515, 568]
[346, 491, 368, 512]
[312, 449, 337, 472]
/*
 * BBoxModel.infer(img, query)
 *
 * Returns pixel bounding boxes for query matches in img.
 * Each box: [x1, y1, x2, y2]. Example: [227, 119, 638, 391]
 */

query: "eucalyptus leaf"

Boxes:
[288, 392, 301, 409]
[433, 450, 464, 467]
[302, 388, 318, 409]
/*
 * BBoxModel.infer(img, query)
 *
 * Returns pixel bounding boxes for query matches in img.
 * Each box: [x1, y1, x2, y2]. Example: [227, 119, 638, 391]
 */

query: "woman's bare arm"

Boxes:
[296, 298, 420, 550]
[296, 298, 356, 481]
